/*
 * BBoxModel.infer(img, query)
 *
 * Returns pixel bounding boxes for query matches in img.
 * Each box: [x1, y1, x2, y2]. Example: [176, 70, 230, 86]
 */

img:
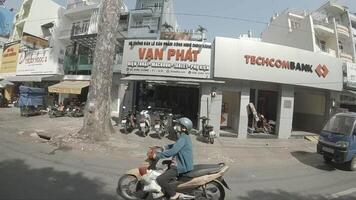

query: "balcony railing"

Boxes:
[67, 1, 87, 9]
[340, 52, 353, 62]
[313, 20, 335, 34]
[337, 24, 350, 37]
[71, 23, 90, 36]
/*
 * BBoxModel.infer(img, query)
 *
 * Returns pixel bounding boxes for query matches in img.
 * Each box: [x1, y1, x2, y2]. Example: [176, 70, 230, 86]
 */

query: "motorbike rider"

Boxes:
[149, 117, 194, 200]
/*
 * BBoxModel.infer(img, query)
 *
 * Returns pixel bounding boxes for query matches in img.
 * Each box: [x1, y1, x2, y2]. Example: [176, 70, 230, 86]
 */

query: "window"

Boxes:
[339, 40, 344, 52]
[291, 21, 300, 30]
[82, 20, 90, 33]
[72, 22, 81, 35]
[320, 40, 326, 52]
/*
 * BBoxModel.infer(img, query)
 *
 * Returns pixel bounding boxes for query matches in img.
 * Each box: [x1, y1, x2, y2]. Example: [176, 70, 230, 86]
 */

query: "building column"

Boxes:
[116, 82, 128, 116]
[237, 85, 250, 139]
[276, 85, 294, 139]
[199, 84, 222, 135]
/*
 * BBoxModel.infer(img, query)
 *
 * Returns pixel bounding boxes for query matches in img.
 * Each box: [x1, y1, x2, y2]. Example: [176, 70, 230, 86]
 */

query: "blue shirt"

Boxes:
[156, 133, 193, 174]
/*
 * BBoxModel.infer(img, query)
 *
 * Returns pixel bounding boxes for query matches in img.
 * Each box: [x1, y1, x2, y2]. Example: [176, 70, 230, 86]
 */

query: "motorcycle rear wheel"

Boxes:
[203, 181, 225, 200]
[209, 137, 214, 144]
[117, 175, 140, 200]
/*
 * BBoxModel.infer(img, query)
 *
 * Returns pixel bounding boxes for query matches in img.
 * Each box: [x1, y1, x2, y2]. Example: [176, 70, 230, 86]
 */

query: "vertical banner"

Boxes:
[0, 41, 21, 73]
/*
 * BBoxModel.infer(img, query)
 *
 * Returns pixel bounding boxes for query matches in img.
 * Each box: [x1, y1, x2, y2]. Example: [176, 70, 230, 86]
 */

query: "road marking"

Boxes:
[327, 188, 356, 199]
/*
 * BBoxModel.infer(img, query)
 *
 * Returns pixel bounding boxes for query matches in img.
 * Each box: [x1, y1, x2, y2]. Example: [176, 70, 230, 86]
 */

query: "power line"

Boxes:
[164, 12, 328, 35]
[16, 10, 323, 36]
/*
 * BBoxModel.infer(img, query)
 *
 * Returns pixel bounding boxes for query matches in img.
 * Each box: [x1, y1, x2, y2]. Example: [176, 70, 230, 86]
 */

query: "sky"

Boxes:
[5, 0, 356, 42]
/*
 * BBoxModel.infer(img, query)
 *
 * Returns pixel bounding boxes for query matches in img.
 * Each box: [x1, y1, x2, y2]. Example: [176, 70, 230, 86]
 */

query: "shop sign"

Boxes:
[214, 37, 343, 91]
[22, 32, 49, 49]
[0, 41, 20, 74]
[16, 48, 62, 75]
[122, 40, 212, 79]
[344, 62, 356, 89]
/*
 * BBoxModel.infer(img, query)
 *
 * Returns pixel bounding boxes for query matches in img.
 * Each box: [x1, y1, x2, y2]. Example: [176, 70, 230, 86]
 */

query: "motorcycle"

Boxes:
[117, 146, 230, 200]
[199, 117, 216, 144]
[121, 106, 137, 134]
[47, 104, 66, 118]
[139, 106, 152, 137]
[154, 112, 171, 139]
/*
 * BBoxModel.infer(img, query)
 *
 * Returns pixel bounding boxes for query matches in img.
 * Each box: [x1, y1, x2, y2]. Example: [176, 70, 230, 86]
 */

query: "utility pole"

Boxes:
[80, 0, 121, 141]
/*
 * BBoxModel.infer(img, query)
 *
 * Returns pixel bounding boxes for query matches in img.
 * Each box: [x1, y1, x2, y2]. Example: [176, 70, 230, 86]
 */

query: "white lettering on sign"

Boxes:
[122, 40, 212, 79]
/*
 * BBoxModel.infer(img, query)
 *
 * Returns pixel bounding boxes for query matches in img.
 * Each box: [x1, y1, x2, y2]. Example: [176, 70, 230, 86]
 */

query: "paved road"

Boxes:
[0, 108, 356, 200]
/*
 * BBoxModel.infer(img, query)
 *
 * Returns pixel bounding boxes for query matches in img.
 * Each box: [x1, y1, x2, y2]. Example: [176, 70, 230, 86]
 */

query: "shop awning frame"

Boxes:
[121, 75, 225, 84]
[0, 80, 14, 88]
[5, 75, 63, 82]
[48, 80, 90, 94]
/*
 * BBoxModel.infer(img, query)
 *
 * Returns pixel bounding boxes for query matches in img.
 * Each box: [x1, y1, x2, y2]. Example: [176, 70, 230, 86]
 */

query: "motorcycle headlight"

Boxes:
[336, 141, 349, 148]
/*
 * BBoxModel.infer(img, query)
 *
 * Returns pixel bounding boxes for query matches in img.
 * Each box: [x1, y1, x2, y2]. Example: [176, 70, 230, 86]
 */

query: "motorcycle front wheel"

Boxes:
[117, 175, 141, 200]
[124, 124, 129, 134]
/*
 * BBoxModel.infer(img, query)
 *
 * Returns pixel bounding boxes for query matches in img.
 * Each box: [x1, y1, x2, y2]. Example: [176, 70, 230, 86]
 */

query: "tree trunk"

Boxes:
[79, 0, 121, 141]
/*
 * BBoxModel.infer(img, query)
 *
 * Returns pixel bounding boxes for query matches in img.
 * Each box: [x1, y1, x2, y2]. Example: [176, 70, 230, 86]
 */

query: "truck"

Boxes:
[317, 112, 356, 171]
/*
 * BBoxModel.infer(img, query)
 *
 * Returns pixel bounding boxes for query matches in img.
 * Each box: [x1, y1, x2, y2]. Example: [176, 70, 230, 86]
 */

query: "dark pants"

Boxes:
[156, 166, 178, 198]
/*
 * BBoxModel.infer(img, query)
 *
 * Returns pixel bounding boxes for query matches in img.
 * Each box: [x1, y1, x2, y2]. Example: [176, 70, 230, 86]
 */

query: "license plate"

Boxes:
[323, 146, 334, 154]
[155, 124, 160, 129]
[140, 123, 146, 128]
[121, 120, 127, 124]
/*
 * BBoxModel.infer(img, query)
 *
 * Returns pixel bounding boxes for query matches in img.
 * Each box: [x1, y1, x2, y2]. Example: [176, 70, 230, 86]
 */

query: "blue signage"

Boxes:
[0, 7, 14, 38]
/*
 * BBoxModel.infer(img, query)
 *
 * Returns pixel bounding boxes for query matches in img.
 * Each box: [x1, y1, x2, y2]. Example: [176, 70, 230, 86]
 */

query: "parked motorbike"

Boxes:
[154, 112, 171, 139]
[47, 104, 66, 118]
[117, 146, 230, 200]
[199, 116, 216, 144]
[65, 102, 85, 118]
[139, 106, 152, 136]
[121, 106, 137, 134]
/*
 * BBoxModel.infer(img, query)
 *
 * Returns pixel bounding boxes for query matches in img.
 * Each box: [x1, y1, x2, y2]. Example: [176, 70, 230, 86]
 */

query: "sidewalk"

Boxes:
[0, 107, 318, 169]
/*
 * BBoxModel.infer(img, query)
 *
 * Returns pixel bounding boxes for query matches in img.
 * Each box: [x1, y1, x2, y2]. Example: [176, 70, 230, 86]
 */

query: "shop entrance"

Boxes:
[134, 82, 200, 127]
[248, 89, 278, 136]
[293, 91, 327, 133]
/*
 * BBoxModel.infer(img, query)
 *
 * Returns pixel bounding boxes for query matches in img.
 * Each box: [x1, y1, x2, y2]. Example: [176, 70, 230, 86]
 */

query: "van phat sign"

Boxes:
[122, 40, 212, 79]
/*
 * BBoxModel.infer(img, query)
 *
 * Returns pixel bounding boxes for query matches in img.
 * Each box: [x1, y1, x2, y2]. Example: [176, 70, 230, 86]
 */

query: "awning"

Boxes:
[5, 75, 62, 82]
[0, 80, 14, 88]
[345, 90, 356, 95]
[48, 80, 90, 94]
[121, 75, 225, 84]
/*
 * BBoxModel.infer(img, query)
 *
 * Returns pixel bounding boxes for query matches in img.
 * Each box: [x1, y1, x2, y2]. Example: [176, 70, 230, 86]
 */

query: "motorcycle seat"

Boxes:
[182, 163, 224, 178]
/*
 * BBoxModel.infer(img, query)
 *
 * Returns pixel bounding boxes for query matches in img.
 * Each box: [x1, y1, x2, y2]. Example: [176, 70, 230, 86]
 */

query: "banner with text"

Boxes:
[16, 48, 62, 75]
[122, 40, 212, 79]
[0, 41, 20, 74]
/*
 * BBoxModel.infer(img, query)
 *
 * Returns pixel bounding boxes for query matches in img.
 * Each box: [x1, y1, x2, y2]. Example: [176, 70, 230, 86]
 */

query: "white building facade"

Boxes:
[262, 1, 355, 63]
[11, 0, 62, 41]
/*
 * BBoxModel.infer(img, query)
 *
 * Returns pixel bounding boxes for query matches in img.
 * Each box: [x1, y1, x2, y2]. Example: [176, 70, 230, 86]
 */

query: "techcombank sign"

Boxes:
[214, 37, 343, 91]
